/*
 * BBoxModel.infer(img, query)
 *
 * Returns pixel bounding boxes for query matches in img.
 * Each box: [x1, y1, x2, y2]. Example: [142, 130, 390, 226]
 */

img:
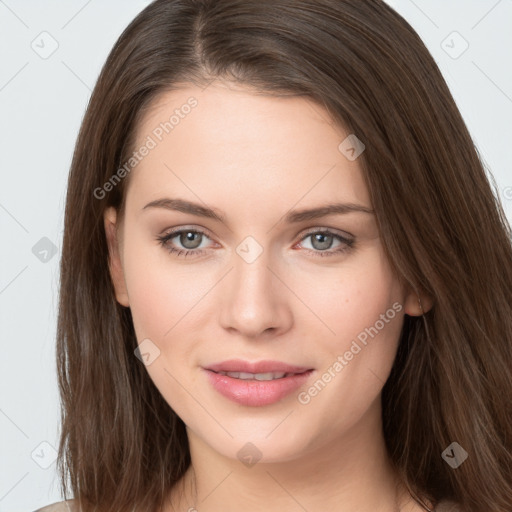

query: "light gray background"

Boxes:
[0, 1, 511, 510]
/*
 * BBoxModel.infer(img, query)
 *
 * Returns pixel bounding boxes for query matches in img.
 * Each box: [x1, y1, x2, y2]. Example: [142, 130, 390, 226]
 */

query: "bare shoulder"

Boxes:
[33, 499, 79, 512]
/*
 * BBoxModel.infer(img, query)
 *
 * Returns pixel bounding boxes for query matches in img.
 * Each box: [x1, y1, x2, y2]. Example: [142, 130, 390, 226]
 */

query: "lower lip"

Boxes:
[203, 369, 314, 406]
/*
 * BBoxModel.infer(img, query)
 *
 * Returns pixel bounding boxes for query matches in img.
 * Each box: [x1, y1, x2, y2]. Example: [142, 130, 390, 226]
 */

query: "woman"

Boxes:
[36, 0, 512, 511]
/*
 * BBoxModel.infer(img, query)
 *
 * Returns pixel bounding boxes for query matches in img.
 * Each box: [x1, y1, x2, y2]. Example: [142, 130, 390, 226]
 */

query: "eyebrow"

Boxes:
[142, 198, 374, 223]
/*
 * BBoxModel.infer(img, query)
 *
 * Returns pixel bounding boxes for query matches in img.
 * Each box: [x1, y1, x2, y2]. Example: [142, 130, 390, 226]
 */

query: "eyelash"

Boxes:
[156, 227, 355, 259]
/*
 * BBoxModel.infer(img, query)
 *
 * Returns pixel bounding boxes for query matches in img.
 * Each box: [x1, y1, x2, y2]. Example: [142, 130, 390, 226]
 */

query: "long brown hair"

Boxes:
[56, 1, 512, 511]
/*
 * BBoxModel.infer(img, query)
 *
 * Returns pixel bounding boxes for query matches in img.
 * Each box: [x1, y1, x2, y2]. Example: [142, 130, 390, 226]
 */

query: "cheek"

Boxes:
[294, 244, 404, 351]
[124, 256, 171, 340]
[304, 245, 405, 416]
[122, 238, 205, 412]
[122, 237, 206, 341]
[291, 248, 405, 439]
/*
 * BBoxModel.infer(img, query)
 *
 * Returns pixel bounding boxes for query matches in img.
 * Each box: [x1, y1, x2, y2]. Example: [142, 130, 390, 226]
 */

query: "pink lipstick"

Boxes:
[203, 359, 314, 406]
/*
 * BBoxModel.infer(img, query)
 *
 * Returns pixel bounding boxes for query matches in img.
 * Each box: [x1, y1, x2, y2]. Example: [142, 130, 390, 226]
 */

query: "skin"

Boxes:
[104, 81, 433, 512]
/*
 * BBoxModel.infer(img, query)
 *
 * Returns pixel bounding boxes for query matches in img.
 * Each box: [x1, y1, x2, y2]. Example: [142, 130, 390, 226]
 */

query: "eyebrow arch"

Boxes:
[142, 198, 374, 223]
[142, 198, 226, 222]
[285, 202, 374, 222]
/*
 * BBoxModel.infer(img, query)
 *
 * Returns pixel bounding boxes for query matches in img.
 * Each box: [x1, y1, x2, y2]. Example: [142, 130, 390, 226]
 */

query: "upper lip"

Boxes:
[205, 359, 312, 374]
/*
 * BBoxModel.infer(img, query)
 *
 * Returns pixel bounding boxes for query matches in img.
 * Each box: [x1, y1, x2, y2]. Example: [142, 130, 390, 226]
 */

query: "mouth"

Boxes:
[211, 370, 307, 381]
[205, 359, 312, 375]
[203, 360, 314, 406]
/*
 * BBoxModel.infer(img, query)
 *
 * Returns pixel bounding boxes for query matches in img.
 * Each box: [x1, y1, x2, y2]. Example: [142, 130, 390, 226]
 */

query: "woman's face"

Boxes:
[105, 81, 423, 464]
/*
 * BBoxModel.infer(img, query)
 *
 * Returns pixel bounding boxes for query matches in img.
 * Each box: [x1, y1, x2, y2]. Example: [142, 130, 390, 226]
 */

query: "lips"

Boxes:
[203, 359, 314, 406]
[214, 371, 293, 380]
[205, 359, 312, 374]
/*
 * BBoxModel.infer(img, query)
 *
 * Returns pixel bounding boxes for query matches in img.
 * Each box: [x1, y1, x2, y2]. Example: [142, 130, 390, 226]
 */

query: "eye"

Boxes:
[157, 228, 213, 258]
[156, 227, 355, 259]
[296, 229, 355, 257]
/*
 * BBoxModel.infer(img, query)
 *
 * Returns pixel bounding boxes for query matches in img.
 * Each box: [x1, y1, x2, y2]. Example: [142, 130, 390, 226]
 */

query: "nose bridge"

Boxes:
[218, 236, 290, 336]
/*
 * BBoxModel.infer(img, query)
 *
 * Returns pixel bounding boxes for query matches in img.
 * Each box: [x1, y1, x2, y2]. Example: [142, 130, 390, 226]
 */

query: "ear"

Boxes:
[403, 287, 433, 316]
[104, 207, 130, 307]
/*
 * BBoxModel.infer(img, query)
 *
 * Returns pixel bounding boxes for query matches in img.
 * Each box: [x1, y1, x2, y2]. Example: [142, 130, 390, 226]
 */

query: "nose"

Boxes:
[218, 246, 293, 339]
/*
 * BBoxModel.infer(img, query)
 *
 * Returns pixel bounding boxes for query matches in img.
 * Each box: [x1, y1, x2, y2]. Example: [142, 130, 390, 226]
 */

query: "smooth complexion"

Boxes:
[105, 81, 433, 512]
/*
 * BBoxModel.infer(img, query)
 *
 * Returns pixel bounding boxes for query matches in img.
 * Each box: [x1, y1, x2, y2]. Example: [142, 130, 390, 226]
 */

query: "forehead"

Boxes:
[126, 82, 371, 212]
